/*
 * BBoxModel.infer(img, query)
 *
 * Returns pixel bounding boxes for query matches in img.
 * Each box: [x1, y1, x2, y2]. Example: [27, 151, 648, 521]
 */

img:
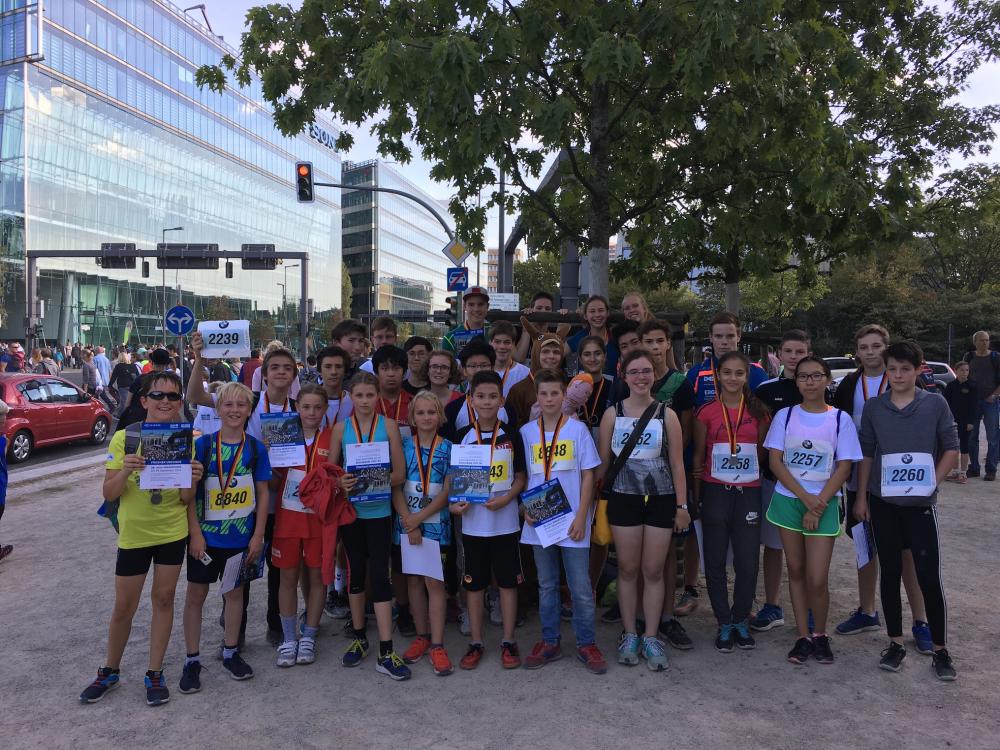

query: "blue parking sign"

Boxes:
[447, 267, 469, 292]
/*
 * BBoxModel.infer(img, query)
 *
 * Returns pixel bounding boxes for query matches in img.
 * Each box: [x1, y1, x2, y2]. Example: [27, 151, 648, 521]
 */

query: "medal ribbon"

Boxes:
[720, 395, 746, 456]
[474, 420, 501, 465]
[500, 362, 513, 390]
[304, 432, 321, 472]
[216, 431, 246, 495]
[380, 396, 403, 422]
[264, 394, 289, 412]
[537, 414, 566, 481]
[414, 433, 440, 495]
[584, 377, 605, 423]
[861, 372, 888, 401]
[351, 414, 379, 444]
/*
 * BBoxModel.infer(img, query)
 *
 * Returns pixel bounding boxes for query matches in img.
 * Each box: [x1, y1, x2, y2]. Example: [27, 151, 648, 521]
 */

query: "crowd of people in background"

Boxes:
[2, 289, 993, 706]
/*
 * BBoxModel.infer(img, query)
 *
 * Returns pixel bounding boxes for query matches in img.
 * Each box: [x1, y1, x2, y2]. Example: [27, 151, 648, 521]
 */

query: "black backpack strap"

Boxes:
[605, 401, 659, 490]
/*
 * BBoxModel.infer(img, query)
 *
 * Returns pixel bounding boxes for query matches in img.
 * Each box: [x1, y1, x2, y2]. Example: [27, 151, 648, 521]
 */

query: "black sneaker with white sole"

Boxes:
[932, 649, 957, 681]
[812, 635, 835, 664]
[787, 637, 813, 665]
[659, 617, 694, 650]
[223, 651, 254, 680]
[178, 661, 202, 693]
[879, 642, 906, 672]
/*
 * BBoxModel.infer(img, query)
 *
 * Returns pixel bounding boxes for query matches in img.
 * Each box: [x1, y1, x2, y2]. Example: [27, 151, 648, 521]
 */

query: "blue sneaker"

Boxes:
[376, 651, 412, 681]
[80, 667, 120, 704]
[733, 620, 756, 650]
[715, 624, 735, 653]
[749, 603, 785, 632]
[343, 637, 369, 667]
[617, 632, 641, 666]
[836, 607, 880, 635]
[144, 670, 170, 707]
[912, 620, 934, 655]
[178, 661, 202, 694]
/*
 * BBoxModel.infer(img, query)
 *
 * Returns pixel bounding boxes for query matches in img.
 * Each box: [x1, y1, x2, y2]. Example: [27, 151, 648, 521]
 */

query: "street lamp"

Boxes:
[161, 226, 183, 342]
[281, 263, 300, 346]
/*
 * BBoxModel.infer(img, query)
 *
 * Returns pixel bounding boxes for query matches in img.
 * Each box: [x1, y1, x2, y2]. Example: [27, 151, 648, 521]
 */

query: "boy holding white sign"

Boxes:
[518, 370, 607, 674]
[395, 391, 454, 675]
[854, 341, 959, 681]
[453, 371, 527, 670]
[181, 382, 271, 692]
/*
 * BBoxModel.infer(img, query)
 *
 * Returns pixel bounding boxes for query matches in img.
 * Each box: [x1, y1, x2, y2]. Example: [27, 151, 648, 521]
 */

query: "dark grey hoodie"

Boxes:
[860, 389, 959, 506]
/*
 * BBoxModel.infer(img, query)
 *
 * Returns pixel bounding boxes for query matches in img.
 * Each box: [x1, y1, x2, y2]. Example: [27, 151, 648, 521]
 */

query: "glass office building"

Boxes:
[342, 160, 453, 317]
[0, 0, 342, 346]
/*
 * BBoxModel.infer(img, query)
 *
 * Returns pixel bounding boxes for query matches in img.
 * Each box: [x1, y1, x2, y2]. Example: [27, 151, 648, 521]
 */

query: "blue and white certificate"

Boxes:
[449, 444, 491, 504]
[139, 422, 193, 489]
[345, 441, 391, 503]
[259, 412, 306, 468]
[520, 478, 573, 547]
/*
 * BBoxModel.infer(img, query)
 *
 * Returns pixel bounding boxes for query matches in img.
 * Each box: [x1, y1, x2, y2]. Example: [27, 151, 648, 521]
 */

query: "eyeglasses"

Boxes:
[428, 364, 451, 371]
[464, 363, 493, 371]
[625, 368, 654, 377]
[146, 391, 183, 401]
[795, 373, 827, 383]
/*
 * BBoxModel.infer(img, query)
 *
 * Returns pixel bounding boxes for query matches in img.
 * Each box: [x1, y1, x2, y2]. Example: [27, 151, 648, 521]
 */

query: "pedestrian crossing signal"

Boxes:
[296, 162, 314, 203]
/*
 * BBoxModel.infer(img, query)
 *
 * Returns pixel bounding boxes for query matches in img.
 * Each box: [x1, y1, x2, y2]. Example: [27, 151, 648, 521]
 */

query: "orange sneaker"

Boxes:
[460, 643, 484, 670]
[429, 646, 454, 676]
[402, 636, 430, 664]
[500, 641, 522, 669]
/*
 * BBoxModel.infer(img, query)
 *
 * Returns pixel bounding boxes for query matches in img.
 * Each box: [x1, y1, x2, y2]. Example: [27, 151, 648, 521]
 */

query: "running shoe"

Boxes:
[600, 603, 621, 624]
[641, 636, 669, 672]
[750, 603, 785, 632]
[617, 631, 641, 666]
[944, 470, 959, 482]
[376, 651, 412, 681]
[403, 635, 431, 664]
[429, 646, 454, 676]
[460, 643, 484, 670]
[296, 636, 316, 665]
[223, 651, 254, 680]
[343, 637, 369, 667]
[715, 624, 735, 653]
[912, 620, 934, 655]
[144, 670, 170, 706]
[500, 642, 521, 669]
[659, 617, 694, 650]
[787, 637, 814, 665]
[812, 635, 835, 664]
[277, 640, 298, 668]
[879, 642, 906, 672]
[325, 590, 351, 619]
[178, 662, 202, 693]
[985, 472, 996, 482]
[487, 588, 503, 626]
[958, 473, 968, 485]
[458, 607, 471, 636]
[932, 649, 957, 682]
[734, 620, 756, 650]
[342, 618, 364, 638]
[674, 586, 699, 617]
[0, 544, 13, 563]
[79, 667, 120, 704]
[524, 641, 562, 669]
[577, 644, 608, 675]
[836, 607, 880, 635]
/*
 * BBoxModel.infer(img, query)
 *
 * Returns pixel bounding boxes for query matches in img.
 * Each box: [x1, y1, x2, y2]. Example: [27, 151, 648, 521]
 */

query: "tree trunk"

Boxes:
[587, 79, 611, 300]
[724, 248, 741, 315]
[724, 281, 740, 315]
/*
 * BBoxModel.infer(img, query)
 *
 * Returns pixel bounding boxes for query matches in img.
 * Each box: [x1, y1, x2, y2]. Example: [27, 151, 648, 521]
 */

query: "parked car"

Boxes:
[926, 361, 956, 388]
[824, 357, 858, 381]
[0, 373, 112, 463]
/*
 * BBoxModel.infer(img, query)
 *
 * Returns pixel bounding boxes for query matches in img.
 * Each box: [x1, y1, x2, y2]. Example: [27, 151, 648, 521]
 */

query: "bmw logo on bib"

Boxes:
[802, 440, 813, 449]
[219, 321, 230, 329]
[902, 454, 913, 464]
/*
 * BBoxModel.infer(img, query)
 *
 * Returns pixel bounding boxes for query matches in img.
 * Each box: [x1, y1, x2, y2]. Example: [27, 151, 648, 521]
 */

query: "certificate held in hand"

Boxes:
[345, 441, 391, 503]
[520, 478, 573, 547]
[449, 444, 491, 504]
[260, 412, 306, 468]
[139, 422, 193, 490]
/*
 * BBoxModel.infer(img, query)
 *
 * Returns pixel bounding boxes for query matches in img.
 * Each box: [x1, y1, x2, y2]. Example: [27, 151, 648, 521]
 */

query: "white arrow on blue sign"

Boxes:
[165, 304, 196, 336]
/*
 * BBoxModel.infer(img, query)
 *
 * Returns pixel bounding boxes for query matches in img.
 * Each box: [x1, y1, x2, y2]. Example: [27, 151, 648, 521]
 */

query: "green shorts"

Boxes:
[765, 492, 841, 537]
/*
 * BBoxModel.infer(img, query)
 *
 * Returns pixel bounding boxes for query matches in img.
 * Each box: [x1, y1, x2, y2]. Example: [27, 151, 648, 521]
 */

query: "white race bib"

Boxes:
[404, 479, 442, 513]
[880, 452, 936, 497]
[197, 319, 251, 358]
[489, 447, 514, 492]
[611, 416, 662, 460]
[281, 468, 313, 513]
[710, 442, 759, 483]
[205, 473, 255, 521]
[783, 437, 835, 483]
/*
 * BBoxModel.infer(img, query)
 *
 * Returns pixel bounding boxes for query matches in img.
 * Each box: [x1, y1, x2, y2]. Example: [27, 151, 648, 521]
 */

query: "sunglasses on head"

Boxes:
[145, 390, 182, 402]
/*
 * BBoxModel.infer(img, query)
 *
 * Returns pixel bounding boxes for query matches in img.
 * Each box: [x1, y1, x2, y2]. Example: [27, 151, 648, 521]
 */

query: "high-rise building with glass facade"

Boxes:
[0, 0, 342, 347]
[342, 160, 453, 317]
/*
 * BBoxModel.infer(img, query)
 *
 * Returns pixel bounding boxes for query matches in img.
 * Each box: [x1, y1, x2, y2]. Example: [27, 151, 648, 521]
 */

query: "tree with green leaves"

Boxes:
[198, 1, 998, 309]
[512, 251, 560, 308]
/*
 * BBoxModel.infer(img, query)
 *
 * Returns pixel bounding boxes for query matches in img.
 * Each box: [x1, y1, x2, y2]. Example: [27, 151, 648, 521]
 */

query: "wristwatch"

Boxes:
[676, 503, 688, 511]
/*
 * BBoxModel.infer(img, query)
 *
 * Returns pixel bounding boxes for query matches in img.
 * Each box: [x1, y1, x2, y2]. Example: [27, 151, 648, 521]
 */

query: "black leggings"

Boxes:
[700, 483, 761, 625]
[870, 495, 948, 645]
[341, 516, 393, 603]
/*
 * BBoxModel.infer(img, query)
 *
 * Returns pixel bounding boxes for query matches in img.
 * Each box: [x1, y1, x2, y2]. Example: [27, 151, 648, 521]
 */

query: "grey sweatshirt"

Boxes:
[860, 389, 959, 506]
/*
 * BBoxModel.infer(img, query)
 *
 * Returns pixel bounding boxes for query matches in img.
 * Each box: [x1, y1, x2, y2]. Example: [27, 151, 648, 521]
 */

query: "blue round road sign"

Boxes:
[165, 304, 196, 336]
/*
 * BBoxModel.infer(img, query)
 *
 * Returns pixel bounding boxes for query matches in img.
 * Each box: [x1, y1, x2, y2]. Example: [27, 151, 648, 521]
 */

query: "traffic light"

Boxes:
[142, 261, 150, 278]
[226, 261, 233, 278]
[97, 243, 137, 269]
[443, 296, 458, 328]
[296, 162, 314, 203]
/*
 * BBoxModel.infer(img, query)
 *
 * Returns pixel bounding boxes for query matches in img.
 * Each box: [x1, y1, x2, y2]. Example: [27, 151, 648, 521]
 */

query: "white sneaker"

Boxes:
[276, 640, 298, 668]
[296, 636, 316, 665]
[458, 607, 471, 636]
[487, 589, 503, 626]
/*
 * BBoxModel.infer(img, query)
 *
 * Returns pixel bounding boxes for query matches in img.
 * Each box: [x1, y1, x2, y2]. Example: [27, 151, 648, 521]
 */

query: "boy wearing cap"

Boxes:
[443, 287, 491, 354]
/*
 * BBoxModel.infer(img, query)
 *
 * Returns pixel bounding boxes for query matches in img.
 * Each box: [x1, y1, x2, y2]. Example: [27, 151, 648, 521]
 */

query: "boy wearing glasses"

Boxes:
[444, 343, 511, 440]
[81, 373, 204, 707]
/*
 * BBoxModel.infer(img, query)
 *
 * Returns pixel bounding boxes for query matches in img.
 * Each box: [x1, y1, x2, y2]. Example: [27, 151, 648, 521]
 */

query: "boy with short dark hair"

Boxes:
[519, 370, 606, 674]
[315, 346, 353, 428]
[445, 343, 510, 439]
[403, 336, 433, 394]
[373, 345, 412, 433]
[330, 320, 368, 376]
[855, 341, 959, 681]
[944, 361, 977, 483]
[452, 371, 527, 669]
[490, 321, 530, 397]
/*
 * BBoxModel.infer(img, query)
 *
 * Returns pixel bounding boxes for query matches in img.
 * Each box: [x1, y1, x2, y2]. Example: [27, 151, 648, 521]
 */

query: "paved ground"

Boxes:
[1, 465, 997, 750]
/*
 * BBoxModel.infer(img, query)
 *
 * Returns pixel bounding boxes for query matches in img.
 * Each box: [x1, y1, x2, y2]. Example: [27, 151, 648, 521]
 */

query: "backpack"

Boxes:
[655, 371, 687, 407]
[97, 422, 143, 532]
[963, 350, 1000, 382]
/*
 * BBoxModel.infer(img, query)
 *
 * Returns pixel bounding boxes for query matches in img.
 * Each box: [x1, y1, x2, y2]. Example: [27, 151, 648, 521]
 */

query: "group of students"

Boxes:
[78, 291, 963, 708]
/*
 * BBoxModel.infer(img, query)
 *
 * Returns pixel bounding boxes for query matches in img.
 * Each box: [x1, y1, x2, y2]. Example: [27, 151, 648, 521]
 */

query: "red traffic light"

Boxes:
[296, 161, 314, 203]
[297, 164, 310, 177]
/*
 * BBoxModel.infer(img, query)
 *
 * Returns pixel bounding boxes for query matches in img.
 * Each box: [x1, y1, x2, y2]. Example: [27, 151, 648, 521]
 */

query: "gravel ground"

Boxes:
[1, 465, 997, 750]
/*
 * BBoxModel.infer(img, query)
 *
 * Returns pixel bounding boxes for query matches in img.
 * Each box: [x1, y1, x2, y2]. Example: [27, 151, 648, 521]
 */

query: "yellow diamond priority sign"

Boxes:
[442, 238, 470, 266]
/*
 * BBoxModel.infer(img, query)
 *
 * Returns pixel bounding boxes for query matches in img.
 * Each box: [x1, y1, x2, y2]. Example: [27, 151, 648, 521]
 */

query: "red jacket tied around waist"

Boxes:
[298, 462, 356, 586]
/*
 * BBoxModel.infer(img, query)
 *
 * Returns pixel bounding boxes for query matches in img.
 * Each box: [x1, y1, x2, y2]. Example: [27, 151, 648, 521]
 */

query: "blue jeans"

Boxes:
[969, 399, 999, 473]
[532, 545, 596, 647]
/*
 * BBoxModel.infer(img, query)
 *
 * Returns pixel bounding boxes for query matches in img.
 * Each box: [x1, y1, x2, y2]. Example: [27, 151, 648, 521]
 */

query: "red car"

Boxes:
[1, 373, 112, 463]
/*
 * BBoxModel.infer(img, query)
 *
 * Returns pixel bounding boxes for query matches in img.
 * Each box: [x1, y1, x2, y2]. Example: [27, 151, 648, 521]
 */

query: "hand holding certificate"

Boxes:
[520, 478, 573, 547]
[139, 422, 193, 490]
[345, 442, 391, 503]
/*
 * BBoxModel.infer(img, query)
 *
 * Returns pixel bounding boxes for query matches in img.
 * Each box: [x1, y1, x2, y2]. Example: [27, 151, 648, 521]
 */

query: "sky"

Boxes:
[206, 0, 999, 250]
